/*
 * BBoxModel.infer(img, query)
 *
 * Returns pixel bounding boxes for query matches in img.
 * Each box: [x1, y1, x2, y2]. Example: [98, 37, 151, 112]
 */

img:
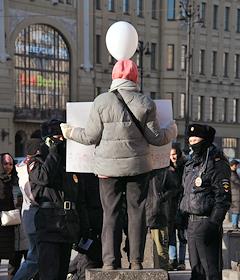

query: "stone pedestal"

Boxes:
[223, 269, 240, 280]
[86, 269, 168, 280]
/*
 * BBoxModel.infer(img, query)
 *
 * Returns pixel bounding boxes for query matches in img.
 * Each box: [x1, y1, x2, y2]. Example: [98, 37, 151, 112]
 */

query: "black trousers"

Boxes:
[187, 219, 222, 280]
[38, 241, 72, 280]
[99, 173, 149, 267]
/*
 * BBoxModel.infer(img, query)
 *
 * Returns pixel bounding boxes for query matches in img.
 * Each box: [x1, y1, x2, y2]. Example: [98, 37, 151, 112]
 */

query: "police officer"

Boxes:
[180, 124, 231, 280]
[28, 119, 89, 280]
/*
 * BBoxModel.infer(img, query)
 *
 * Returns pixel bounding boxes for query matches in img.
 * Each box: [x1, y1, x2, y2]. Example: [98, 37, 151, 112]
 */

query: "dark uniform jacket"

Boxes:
[28, 141, 89, 243]
[180, 145, 231, 226]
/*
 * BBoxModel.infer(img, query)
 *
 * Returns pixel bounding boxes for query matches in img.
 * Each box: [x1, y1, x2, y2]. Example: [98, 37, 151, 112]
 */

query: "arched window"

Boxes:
[15, 130, 27, 157]
[14, 24, 70, 120]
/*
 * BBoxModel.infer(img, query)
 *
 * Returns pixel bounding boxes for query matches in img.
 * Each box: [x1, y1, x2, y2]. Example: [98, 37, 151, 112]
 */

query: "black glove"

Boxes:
[49, 139, 66, 155]
[204, 221, 219, 246]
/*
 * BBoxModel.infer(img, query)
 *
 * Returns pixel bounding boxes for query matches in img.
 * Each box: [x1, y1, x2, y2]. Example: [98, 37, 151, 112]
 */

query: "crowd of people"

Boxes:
[0, 59, 238, 280]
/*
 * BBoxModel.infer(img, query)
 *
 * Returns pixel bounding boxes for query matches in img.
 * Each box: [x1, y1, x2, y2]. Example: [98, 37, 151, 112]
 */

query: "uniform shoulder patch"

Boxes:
[222, 179, 230, 192]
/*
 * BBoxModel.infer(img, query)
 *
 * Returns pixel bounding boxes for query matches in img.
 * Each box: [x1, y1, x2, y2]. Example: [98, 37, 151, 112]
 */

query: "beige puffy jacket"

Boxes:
[70, 79, 177, 177]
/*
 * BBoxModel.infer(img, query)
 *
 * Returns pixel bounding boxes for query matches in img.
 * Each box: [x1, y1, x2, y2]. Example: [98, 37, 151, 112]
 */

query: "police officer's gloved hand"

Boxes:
[204, 221, 219, 246]
[49, 139, 66, 155]
[45, 137, 54, 148]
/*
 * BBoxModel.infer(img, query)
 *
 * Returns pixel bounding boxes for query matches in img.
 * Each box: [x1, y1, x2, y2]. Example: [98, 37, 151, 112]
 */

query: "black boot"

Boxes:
[169, 259, 178, 270]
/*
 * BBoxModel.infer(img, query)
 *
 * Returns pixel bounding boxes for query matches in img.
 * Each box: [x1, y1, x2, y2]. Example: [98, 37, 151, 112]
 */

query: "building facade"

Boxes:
[162, 0, 240, 157]
[0, 0, 239, 158]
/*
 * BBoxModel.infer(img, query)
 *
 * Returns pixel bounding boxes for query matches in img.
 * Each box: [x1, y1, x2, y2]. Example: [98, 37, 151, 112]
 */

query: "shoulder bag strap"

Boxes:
[114, 90, 145, 137]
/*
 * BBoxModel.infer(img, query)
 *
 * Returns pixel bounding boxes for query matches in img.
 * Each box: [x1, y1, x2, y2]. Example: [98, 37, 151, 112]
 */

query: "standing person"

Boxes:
[146, 167, 178, 270]
[180, 124, 231, 280]
[68, 173, 103, 280]
[168, 143, 187, 270]
[29, 119, 89, 280]
[0, 153, 18, 265]
[61, 59, 178, 270]
[229, 159, 240, 229]
[13, 137, 45, 280]
[8, 192, 28, 279]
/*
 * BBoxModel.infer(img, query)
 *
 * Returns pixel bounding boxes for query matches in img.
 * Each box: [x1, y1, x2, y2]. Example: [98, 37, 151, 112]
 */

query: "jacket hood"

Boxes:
[109, 78, 139, 93]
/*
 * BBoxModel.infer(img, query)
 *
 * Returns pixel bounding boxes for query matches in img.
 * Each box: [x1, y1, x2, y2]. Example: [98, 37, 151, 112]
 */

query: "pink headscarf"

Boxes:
[112, 59, 138, 83]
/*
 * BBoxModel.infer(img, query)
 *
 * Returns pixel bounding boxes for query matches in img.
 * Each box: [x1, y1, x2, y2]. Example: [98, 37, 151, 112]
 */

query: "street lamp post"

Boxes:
[137, 41, 151, 93]
[179, 0, 203, 149]
[185, 7, 191, 132]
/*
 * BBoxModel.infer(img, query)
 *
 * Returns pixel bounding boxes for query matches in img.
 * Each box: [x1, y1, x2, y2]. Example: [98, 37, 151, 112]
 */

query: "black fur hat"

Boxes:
[41, 119, 63, 139]
[187, 124, 216, 144]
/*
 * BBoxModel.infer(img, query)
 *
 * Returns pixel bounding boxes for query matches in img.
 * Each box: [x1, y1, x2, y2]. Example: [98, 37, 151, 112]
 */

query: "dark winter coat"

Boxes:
[78, 173, 103, 263]
[0, 154, 18, 259]
[146, 167, 179, 228]
[169, 157, 188, 230]
[180, 145, 231, 226]
[28, 141, 89, 243]
[230, 170, 240, 214]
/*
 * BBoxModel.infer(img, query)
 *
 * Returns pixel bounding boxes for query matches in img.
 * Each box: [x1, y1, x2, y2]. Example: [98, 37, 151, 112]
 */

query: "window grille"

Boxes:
[15, 24, 70, 113]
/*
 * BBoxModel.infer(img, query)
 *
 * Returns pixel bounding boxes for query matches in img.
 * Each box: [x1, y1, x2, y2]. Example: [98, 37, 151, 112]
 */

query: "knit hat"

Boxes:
[25, 138, 42, 155]
[112, 59, 138, 83]
[41, 119, 63, 139]
[187, 124, 216, 144]
[230, 159, 239, 166]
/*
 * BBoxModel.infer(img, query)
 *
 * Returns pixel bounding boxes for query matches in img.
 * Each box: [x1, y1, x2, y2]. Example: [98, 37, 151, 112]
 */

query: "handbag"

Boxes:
[1, 209, 21, 226]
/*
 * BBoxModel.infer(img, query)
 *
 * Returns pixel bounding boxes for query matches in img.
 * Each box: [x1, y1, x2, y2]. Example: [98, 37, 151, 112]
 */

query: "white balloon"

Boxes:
[106, 21, 138, 60]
